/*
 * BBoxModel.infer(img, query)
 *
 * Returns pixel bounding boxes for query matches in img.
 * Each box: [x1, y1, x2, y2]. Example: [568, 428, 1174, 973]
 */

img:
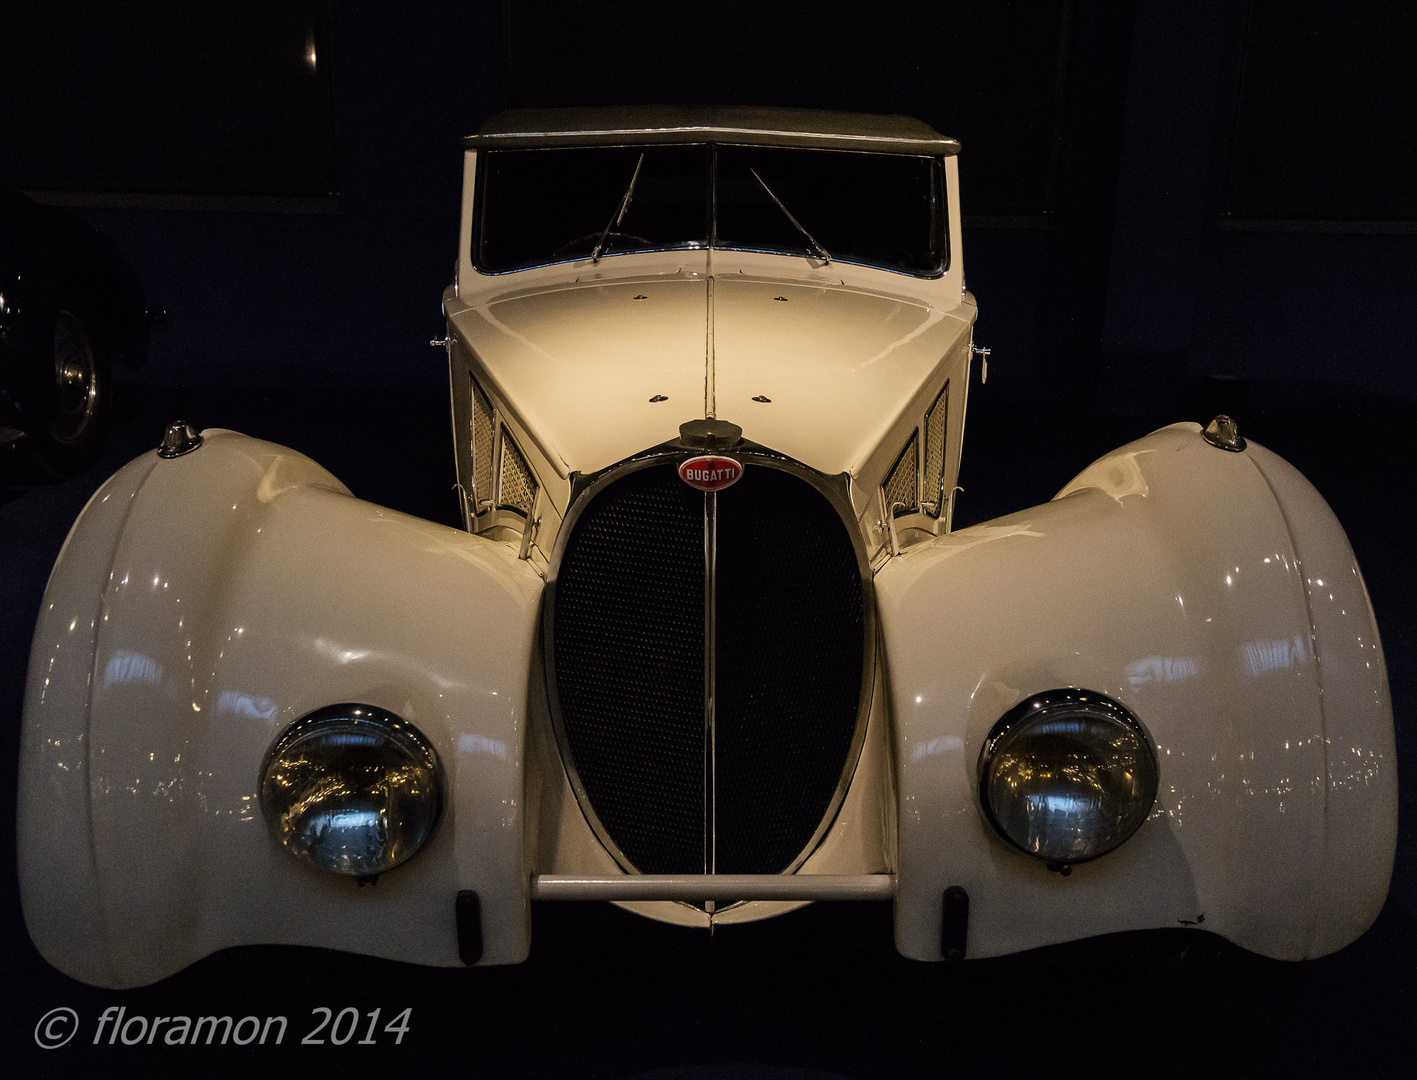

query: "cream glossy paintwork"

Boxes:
[20, 433, 544, 985]
[449, 271, 711, 476]
[19, 122, 1397, 986]
[18, 458, 158, 987]
[19, 425, 1396, 982]
[712, 276, 971, 476]
[448, 150, 971, 489]
[448, 267, 973, 480]
[1244, 441, 1397, 947]
[878, 423, 1395, 961]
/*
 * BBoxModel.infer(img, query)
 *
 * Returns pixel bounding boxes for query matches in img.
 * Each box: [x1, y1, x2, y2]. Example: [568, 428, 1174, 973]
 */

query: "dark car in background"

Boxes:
[0, 189, 152, 475]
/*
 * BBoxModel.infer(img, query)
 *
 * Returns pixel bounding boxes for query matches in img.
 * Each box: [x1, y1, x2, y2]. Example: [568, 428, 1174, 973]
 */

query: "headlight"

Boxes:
[978, 690, 1157, 866]
[260, 704, 443, 876]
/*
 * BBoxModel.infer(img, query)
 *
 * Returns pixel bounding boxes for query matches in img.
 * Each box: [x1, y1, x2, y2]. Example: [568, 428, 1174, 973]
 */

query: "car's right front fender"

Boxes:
[19, 430, 544, 987]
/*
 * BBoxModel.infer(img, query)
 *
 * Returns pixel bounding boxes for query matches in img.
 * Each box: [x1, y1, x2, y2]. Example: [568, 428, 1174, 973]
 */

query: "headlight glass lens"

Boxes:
[260, 705, 442, 876]
[978, 691, 1158, 865]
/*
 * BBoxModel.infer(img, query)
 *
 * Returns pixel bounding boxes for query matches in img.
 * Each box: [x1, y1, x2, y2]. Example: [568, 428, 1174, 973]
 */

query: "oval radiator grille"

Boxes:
[548, 459, 866, 876]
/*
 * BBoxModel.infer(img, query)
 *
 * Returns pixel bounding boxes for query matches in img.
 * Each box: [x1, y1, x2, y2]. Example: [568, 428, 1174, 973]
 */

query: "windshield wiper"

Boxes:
[592, 152, 646, 263]
[749, 168, 831, 264]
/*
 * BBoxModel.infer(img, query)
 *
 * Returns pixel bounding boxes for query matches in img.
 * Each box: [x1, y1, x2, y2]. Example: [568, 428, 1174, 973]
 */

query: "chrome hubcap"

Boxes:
[50, 310, 98, 444]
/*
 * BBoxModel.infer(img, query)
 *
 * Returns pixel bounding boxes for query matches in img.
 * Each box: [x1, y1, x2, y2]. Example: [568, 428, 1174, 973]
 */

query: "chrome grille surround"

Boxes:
[542, 447, 876, 882]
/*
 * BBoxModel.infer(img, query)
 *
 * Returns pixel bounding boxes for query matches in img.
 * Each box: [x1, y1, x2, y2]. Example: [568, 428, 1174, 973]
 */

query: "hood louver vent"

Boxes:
[881, 381, 949, 521]
[923, 382, 949, 517]
[882, 432, 919, 518]
[470, 375, 539, 519]
[499, 435, 538, 516]
[470, 379, 495, 511]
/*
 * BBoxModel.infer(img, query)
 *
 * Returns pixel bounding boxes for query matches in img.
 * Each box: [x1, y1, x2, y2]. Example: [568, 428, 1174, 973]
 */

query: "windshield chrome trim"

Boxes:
[467, 126, 959, 156]
[467, 105, 958, 155]
[471, 144, 949, 279]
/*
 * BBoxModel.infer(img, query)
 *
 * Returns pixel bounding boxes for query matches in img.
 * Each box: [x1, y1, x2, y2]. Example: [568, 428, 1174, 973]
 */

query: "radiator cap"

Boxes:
[679, 418, 742, 450]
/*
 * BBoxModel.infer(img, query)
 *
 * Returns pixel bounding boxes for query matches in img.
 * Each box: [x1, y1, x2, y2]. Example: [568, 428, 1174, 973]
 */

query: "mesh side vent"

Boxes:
[470, 378, 495, 508]
[882, 431, 919, 517]
[923, 382, 949, 518]
[499, 433, 538, 515]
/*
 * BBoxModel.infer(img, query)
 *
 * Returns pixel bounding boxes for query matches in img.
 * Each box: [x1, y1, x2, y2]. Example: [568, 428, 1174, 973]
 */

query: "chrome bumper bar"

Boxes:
[530, 873, 896, 902]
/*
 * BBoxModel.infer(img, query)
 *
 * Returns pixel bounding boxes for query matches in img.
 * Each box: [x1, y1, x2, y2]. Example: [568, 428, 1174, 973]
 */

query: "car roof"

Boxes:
[465, 105, 959, 156]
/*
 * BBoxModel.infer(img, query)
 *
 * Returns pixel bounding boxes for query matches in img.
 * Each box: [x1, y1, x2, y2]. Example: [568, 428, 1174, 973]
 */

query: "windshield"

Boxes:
[474, 144, 947, 277]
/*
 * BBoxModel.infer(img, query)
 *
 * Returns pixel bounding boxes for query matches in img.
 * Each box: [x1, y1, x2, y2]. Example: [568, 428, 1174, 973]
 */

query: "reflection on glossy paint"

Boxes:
[1241, 636, 1307, 677]
[104, 651, 163, 688]
[860, 306, 947, 367]
[44, 733, 78, 775]
[1125, 655, 1197, 687]
[926, 521, 1047, 562]
[911, 734, 963, 761]
[216, 691, 277, 721]
[459, 733, 507, 759]
[1086, 451, 1152, 502]
[313, 637, 373, 664]
[1329, 745, 1388, 792]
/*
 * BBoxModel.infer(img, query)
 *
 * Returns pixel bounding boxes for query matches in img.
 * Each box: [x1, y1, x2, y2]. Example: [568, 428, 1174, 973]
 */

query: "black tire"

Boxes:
[34, 307, 110, 477]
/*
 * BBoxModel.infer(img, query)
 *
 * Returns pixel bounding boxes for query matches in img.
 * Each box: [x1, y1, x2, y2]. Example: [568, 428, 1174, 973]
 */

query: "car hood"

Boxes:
[451, 271, 971, 477]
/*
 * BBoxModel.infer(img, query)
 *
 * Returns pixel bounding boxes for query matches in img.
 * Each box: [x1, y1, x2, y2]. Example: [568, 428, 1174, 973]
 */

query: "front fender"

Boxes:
[19, 430, 544, 987]
[880, 423, 1395, 961]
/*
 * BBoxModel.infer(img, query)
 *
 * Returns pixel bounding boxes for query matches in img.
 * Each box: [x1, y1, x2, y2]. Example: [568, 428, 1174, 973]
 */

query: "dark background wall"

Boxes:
[2, 0, 1413, 405]
[3, 6, 1416, 1076]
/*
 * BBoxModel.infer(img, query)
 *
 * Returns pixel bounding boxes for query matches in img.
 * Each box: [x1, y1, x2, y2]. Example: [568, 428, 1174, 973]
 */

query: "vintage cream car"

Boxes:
[19, 107, 1397, 987]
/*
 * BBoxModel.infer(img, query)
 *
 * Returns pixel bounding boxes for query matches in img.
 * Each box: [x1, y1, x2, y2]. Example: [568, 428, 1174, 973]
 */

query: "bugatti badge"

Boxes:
[678, 455, 743, 492]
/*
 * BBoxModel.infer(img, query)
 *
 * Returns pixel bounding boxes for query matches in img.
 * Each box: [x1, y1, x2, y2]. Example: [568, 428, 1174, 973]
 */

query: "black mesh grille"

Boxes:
[715, 466, 864, 872]
[550, 459, 865, 876]
[552, 465, 706, 873]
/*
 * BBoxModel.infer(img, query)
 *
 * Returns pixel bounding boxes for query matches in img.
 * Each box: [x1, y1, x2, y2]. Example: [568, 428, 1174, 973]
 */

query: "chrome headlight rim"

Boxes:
[259, 703, 445, 877]
[976, 688, 1159, 866]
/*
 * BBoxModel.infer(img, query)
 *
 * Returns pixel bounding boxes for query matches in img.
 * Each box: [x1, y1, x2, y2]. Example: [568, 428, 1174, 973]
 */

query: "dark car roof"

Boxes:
[466, 106, 959, 156]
